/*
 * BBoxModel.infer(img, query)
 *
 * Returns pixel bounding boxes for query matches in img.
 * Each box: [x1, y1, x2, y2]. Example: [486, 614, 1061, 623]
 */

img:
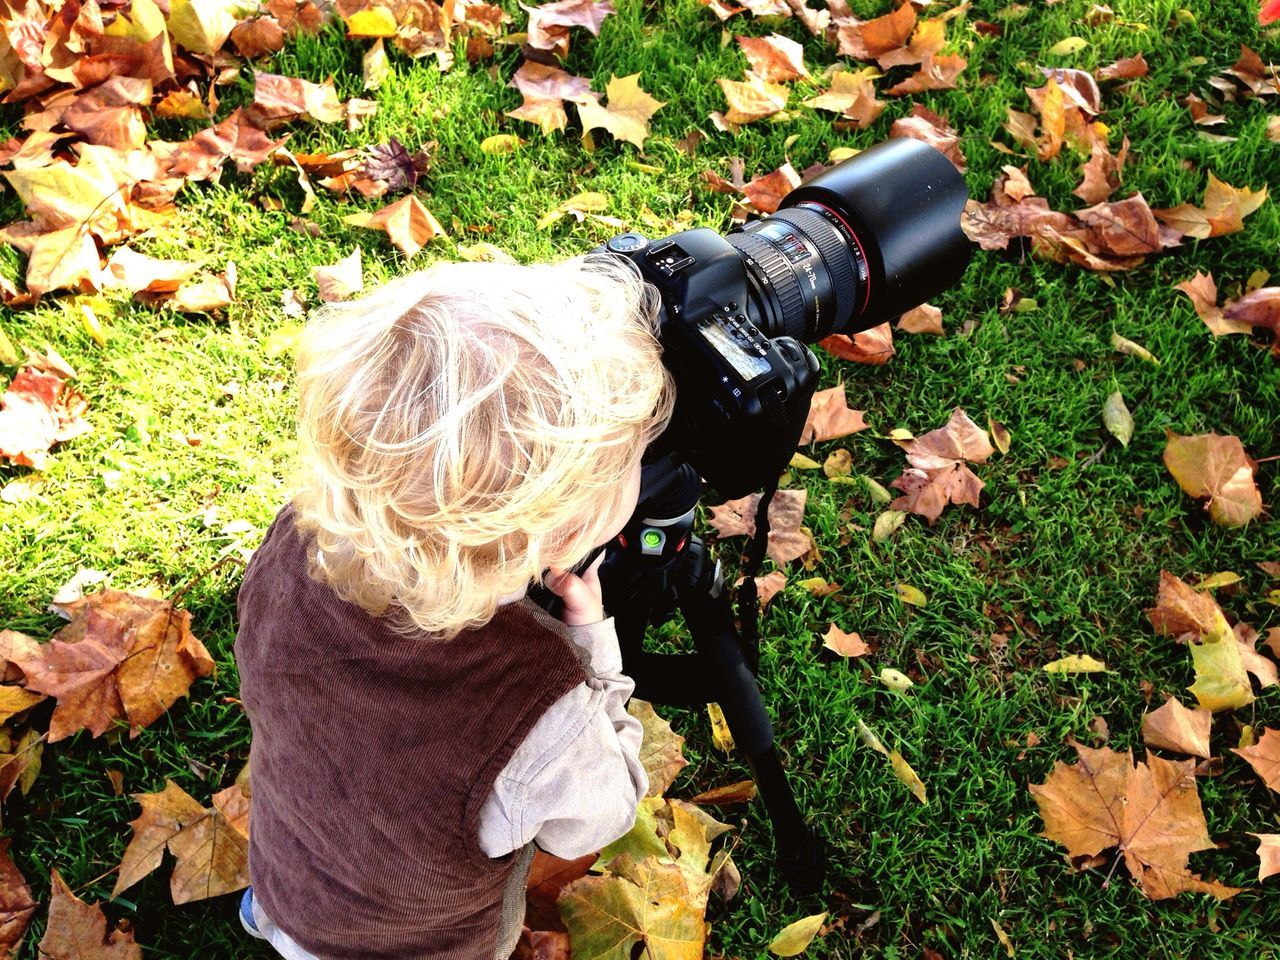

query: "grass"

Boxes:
[0, 0, 1278, 957]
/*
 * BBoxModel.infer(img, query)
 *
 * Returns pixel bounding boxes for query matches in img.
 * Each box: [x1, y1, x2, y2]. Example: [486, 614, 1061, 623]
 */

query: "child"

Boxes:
[232, 253, 676, 960]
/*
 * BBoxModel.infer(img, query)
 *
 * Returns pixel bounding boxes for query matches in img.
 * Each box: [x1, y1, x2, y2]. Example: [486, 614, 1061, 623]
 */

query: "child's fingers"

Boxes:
[578, 551, 606, 586]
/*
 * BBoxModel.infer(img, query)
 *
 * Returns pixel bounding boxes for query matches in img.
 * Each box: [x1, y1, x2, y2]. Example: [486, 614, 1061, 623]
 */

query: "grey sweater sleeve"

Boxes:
[476, 616, 650, 859]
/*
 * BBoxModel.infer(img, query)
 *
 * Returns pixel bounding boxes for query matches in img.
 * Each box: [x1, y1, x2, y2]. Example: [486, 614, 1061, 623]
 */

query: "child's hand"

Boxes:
[543, 552, 606, 626]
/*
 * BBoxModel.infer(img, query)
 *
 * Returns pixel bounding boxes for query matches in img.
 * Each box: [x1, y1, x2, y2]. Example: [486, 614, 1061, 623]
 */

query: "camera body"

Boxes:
[597, 228, 821, 500]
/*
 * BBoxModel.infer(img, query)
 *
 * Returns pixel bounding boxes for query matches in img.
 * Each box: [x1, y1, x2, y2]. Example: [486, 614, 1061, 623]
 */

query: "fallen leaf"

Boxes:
[0, 366, 92, 469]
[822, 625, 869, 658]
[1043, 654, 1108, 673]
[1111, 331, 1160, 364]
[1102, 390, 1133, 446]
[39, 869, 142, 959]
[769, 913, 828, 956]
[717, 72, 789, 124]
[313, 247, 363, 302]
[872, 509, 906, 542]
[575, 73, 664, 150]
[166, 108, 287, 181]
[889, 104, 965, 171]
[113, 780, 250, 903]
[348, 195, 446, 258]
[1142, 696, 1212, 758]
[1174, 271, 1252, 337]
[627, 699, 688, 797]
[743, 163, 801, 214]
[1030, 743, 1242, 900]
[737, 33, 809, 82]
[0, 839, 35, 956]
[1163, 431, 1262, 527]
[880, 666, 915, 691]
[1073, 135, 1129, 204]
[988, 417, 1011, 454]
[1252, 834, 1280, 882]
[250, 72, 344, 127]
[707, 489, 811, 565]
[103, 247, 200, 295]
[802, 68, 884, 128]
[889, 408, 994, 523]
[506, 61, 594, 134]
[1095, 54, 1148, 81]
[823, 448, 852, 478]
[896, 303, 943, 335]
[706, 702, 734, 753]
[884, 53, 967, 95]
[1153, 173, 1268, 240]
[522, 0, 615, 58]
[889, 750, 927, 803]
[687, 780, 757, 805]
[1233, 728, 1280, 794]
[799, 385, 868, 444]
[818, 323, 895, 365]
[835, 1, 915, 60]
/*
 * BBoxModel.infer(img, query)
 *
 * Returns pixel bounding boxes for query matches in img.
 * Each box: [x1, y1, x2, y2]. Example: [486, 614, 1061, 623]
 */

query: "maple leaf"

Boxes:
[114, 779, 251, 903]
[250, 72, 345, 128]
[897, 303, 943, 335]
[526, 848, 597, 930]
[167, 0, 240, 56]
[17, 589, 214, 741]
[717, 72, 789, 125]
[1233, 727, 1280, 795]
[165, 108, 287, 181]
[799, 385, 868, 444]
[575, 74, 664, 150]
[802, 68, 884, 129]
[506, 61, 595, 134]
[38, 869, 141, 960]
[1163, 431, 1262, 527]
[818, 322, 895, 365]
[822, 625, 869, 658]
[1146, 571, 1253, 712]
[743, 163, 800, 215]
[706, 488, 811, 565]
[230, 15, 288, 58]
[521, 0, 615, 58]
[734, 570, 787, 609]
[1095, 54, 1148, 81]
[347, 195, 446, 258]
[1030, 743, 1242, 900]
[1252, 834, 1280, 882]
[835, 1, 915, 60]
[1153, 173, 1268, 240]
[314, 247, 364, 302]
[627, 699, 688, 797]
[889, 104, 965, 172]
[1141, 696, 1212, 758]
[0, 839, 35, 956]
[1174, 271, 1253, 337]
[1073, 135, 1129, 204]
[889, 408, 994, 524]
[103, 247, 200, 296]
[359, 138, 426, 194]
[736, 33, 809, 84]
[0, 366, 91, 469]
[1224, 44, 1279, 97]
[885, 53, 967, 96]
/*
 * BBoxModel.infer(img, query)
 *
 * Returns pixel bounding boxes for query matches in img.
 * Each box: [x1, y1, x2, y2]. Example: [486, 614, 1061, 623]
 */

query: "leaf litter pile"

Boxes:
[0, 0, 1277, 957]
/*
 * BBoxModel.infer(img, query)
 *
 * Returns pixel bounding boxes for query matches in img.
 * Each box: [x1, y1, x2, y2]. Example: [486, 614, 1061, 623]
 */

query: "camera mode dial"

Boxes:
[606, 232, 649, 254]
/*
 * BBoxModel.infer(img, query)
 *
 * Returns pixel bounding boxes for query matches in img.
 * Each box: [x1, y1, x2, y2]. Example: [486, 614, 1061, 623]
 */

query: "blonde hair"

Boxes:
[291, 253, 676, 640]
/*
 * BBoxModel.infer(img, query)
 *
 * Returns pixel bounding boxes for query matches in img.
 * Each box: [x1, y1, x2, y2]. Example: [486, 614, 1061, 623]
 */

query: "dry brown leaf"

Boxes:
[799, 385, 868, 444]
[39, 869, 141, 960]
[1173, 271, 1253, 337]
[818, 323, 895, 365]
[351, 195, 446, 258]
[1073, 135, 1128, 204]
[521, 0, 615, 58]
[1163, 431, 1262, 527]
[1095, 53, 1148, 81]
[835, 1, 916, 60]
[1252, 834, 1280, 882]
[103, 247, 200, 295]
[889, 408, 993, 524]
[1146, 570, 1233, 643]
[1030, 743, 1242, 900]
[687, 780, 758, 805]
[717, 72, 789, 125]
[822, 625, 870, 658]
[314, 247, 364, 302]
[505, 61, 594, 134]
[0, 366, 92, 470]
[1141, 696, 1212, 758]
[737, 33, 809, 82]
[165, 108, 287, 181]
[0, 839, 35, 956]
[889, 104, 965, 171]
[743, 163, 800, 214]
[884, 53, 967, 95]
[735, 570, 787, 609]
[1233, 727, 1280, 794]
[897, 303, 943, 335]
[706, 488, 811, 566]
[803, 68, 884, 128]
[1153, 173, 1268, 240]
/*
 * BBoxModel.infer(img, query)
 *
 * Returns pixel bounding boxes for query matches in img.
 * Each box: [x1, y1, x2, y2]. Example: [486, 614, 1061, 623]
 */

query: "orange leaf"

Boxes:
[822, 625, 870, 658]
[1153, 173, 1268, 240]
[574, 73, 664, 150]
[896, 303, 943, 335]
[716, 72, 789, 125]
[355, 195, 447, 259]
[1163, 431, 1262, 527]
[819, 322, 895, 365]
[0, 366, 91, 471]
[799, 385, 868, 444]
[737, 33, 809, 82]
[40, 870, 142, 958]
[889, 104, 965, 172]
[0, 839, 35, 956]
[1233, 727, 1280, 795]
[1141, 696, 1212, 758]
[250, 72, 345, 128]
[743, 163, 800, 214]
[707, 489, 811, 566]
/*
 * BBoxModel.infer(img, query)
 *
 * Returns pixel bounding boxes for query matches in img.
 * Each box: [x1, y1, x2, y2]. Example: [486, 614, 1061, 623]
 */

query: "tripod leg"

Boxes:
[695, 621, 826, 896]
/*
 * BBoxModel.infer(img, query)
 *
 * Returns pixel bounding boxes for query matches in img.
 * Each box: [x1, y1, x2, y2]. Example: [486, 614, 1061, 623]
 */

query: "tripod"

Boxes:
[590, 453, 827, 895]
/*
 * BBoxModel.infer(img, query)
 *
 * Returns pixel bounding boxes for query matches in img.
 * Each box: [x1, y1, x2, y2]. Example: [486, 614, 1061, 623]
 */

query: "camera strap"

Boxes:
[735, 479, 778, 675]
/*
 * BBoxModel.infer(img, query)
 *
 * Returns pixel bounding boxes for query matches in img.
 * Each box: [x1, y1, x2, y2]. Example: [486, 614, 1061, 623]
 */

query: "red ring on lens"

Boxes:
[799, 201, 873, 318]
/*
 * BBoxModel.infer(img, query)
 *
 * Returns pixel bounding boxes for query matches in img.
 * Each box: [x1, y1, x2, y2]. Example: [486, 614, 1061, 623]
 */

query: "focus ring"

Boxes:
[770, 206, 856, 338]
[726, 231, 808, 341]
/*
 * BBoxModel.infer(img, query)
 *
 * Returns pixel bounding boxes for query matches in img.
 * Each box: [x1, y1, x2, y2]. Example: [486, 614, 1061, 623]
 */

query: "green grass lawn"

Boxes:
[1, 0, 1279, 956]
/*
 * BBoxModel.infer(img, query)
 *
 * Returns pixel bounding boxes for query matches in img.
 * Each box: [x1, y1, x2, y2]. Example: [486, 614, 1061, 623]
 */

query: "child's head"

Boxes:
[291, 254, 676, 640]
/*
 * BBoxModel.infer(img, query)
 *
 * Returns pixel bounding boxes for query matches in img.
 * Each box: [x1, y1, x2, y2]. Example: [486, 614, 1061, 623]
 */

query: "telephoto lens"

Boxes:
[726, 138, 971, 343]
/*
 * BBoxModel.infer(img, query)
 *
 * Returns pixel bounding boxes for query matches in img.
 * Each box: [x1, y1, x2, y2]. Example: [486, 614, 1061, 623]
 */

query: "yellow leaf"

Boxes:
[872, 510, 906, 542]
[1048, 36, 1089, 55]
[879, 667, 915, 693]
[829, 146, 861, 163]
[576, 74, 665, 150]
[769, 913, 828, 957]
[889, 750, 928, 804]
[0, 328, 18, 365]
[345, 6, 398, 37]
[1189, 636, 1253, 712]
[1194, 571, 1242, 590]
[1043, 654, 1108, 673]
[895, 583, 927, 606]
[79, 303, 106, 346]
[789, 452, 821, 469]
[480, 134, 525, 154]
[854, 717, 888, 755]
[707, 702, 735, 753]
[167, 0, 239, 56]
[823, 448, 853, 478]
[1111, 331, 1160, 364]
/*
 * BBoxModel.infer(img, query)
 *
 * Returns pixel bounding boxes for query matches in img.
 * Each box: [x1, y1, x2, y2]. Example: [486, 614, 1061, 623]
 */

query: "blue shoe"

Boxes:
[240, 887, 266, 940]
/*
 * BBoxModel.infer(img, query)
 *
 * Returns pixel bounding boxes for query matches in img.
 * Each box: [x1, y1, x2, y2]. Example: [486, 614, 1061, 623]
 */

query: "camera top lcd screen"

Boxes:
[698, 316, 772, 382]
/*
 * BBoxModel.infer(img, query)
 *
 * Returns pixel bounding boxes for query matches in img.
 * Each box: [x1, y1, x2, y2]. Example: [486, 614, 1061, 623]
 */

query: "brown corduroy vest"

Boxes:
[233, 502, 588, 960]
